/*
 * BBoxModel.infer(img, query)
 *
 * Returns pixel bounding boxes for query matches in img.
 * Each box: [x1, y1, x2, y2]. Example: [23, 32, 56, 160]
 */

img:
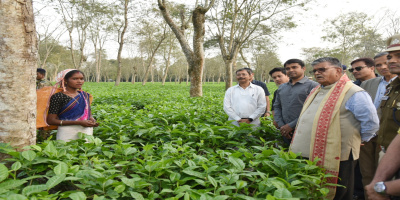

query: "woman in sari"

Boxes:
[47, 69, 98, 141]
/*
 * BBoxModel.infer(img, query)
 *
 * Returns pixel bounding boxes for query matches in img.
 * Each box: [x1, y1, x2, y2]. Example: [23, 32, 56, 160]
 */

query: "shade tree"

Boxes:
[158, 0, 215, 97]
[209, 0, 307, 90]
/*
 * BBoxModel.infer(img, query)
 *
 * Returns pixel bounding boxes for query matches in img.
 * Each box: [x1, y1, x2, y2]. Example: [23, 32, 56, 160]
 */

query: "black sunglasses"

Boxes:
[349, 66, 367, 72]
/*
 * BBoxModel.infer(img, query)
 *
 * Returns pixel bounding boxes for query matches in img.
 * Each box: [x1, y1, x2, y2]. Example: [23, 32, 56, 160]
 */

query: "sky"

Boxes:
[277, 0, 399, 62]
[34, 0, 400, 64]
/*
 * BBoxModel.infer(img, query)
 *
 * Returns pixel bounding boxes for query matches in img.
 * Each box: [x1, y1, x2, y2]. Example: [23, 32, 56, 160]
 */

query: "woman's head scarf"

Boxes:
[55, 69, 76, 92]
[43, 69, 78, 126]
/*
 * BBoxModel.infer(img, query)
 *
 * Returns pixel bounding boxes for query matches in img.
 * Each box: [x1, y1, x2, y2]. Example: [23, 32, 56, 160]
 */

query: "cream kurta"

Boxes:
[291, 84, 363, 161]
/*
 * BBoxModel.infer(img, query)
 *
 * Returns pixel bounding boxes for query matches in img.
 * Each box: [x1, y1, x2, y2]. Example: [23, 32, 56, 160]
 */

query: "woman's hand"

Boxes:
[79, 120, 98, 127]
[89, 117, 99, 127]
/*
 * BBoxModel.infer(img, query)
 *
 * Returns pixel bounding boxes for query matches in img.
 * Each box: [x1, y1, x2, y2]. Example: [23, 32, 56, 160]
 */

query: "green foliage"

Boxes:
[1, 83, 334, 199]
[321, 12, 386, 65]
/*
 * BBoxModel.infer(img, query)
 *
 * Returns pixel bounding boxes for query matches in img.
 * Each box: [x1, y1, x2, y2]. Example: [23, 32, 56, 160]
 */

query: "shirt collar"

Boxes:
[391, 77, 400, 86]
[381, 76, 398, 84]
[289, 76, 308, 85]
[235, 82, 254, 88]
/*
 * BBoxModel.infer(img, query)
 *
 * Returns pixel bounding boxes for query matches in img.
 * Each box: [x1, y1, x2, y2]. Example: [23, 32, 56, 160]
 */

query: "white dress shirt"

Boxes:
[223, 83, 267, 126]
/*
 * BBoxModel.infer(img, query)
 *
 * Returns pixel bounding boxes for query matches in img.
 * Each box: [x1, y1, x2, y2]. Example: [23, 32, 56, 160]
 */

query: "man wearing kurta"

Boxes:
[290, 57, 379, 200]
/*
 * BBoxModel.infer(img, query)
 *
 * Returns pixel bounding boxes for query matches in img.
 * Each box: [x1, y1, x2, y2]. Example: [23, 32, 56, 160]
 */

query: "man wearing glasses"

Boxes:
[350, 58, 377, 86]
[290, 57, 379, 200]
[365, 34, 400, 200]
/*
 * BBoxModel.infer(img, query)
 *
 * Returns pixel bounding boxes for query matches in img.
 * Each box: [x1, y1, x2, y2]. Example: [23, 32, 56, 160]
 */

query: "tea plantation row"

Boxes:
[0, 83, 333, 200]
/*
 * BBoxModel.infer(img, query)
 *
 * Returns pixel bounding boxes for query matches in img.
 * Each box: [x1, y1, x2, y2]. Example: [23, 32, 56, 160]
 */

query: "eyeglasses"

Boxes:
[310, 67, 338, 74]
[349, 66, 367, 72]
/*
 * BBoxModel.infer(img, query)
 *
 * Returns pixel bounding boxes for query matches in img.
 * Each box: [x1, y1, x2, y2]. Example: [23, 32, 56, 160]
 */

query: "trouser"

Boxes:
[304, 154, 357, 200]
[359, 137, 380, 199]
[334, 154, 357, 200]
[354, 161, 364, 199]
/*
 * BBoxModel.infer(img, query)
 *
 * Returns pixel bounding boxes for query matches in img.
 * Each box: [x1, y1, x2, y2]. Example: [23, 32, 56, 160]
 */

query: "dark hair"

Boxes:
[64, 70, 85, 81]
[236, 68, 252, 75]
[269, 67, 286, 76]
[350, 57, 375, 67]
[284, 59, 305, 68]
[311, 57, 342, 68]
[243, 68, 254, 74]
[374, 52, 389, 60]
[37, 68, 46, 75]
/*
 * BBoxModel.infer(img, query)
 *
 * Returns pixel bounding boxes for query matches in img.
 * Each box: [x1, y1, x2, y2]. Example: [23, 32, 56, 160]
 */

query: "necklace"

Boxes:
[64, 90, 79, 98]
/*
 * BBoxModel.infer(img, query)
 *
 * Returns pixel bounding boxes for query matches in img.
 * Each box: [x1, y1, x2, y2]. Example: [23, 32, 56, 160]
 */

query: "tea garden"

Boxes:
[0, 83, 334, 199]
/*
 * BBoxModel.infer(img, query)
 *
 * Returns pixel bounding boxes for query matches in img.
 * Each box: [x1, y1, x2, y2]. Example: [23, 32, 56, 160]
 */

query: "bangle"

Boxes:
[60, 120, 63, 126]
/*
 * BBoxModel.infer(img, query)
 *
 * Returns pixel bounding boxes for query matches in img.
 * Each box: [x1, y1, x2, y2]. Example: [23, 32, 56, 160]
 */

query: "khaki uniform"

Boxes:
[377, 78, 400, 149]
[36, 79, 52, 89]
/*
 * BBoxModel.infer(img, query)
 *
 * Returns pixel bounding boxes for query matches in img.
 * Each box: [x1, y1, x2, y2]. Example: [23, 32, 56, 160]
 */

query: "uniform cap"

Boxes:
[385, 34, 400, 52]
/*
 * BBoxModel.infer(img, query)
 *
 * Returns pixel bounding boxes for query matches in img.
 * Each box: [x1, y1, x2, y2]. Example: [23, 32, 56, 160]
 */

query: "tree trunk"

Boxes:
[161, 61, 170, 85]
[150, 64, 154, 83]
[115, 0, 129, 86]
[162, 42, 173, 86]
[131, 74, 135, 84]
[93, 44, 99, 83]
[77, 29, 86, 70]
[224, 59, 234, 90]
[131, 64, 137, 84]
[185, 64, 189, 86]
[0, 0, 37, 159]
[158, 0, 215, 96]
[142, 34, 165, 85]
[95, 48, 101, 83]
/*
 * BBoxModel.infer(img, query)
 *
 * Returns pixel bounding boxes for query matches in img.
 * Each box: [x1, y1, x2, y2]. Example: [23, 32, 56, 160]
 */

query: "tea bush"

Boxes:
[0, 83, 333, 200]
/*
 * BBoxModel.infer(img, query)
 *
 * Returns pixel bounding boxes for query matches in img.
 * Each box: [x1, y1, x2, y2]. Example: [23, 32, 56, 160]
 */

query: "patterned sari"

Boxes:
[57, 91, 93, 142]
[58, 91, 91, 121]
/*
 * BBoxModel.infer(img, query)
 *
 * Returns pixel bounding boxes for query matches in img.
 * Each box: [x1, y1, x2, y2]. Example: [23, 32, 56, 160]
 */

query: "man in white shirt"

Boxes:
[223, 68, 267, 127]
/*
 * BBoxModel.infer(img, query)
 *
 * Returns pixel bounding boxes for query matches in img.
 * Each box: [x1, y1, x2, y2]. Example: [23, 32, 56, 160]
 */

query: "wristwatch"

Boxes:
[374, 181, 386, 195]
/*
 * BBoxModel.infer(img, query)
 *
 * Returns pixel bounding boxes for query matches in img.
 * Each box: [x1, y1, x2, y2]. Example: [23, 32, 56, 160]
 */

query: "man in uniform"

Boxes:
[365, 133, 400, 200]
[363, 34, 400, 200]
[358, 52, 397, 199]
[376, 34, 400, 157]
[36, 68, 52, 89]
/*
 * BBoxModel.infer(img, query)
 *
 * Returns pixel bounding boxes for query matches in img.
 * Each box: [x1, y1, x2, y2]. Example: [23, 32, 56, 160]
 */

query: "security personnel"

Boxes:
[377, 34, 400, 153]
[36, 68, 52, 89]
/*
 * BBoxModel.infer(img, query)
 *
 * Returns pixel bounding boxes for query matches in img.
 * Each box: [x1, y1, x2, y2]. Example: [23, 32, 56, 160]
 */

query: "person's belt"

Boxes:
[380, 145, 387, 153]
